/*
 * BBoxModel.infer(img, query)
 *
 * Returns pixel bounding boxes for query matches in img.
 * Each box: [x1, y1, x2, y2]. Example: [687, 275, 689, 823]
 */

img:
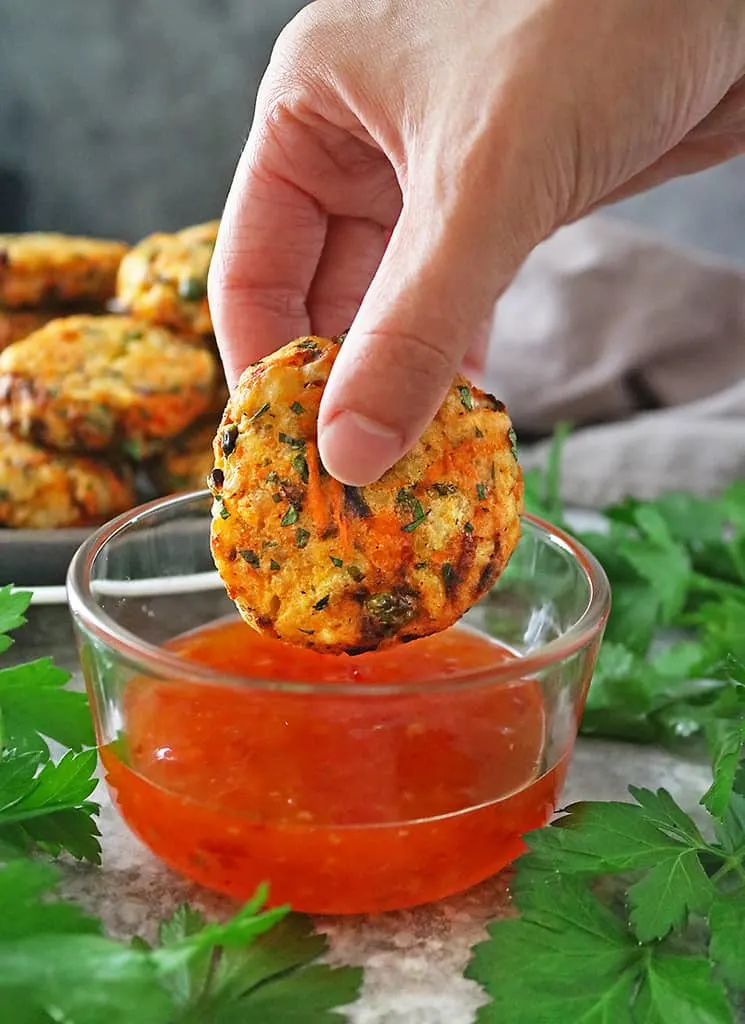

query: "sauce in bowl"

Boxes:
[101, 619, 570, 913]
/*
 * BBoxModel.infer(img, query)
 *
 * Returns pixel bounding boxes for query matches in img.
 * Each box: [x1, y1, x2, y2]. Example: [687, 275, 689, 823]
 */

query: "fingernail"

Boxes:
[319, 411, 404, 486]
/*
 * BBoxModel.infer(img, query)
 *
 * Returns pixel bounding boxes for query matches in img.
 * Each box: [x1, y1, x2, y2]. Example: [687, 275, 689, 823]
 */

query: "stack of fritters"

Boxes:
[0, 227, 224, 529]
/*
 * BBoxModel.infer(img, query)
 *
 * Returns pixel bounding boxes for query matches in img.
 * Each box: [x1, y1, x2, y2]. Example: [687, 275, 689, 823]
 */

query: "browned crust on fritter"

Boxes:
[209, 334, 523, 655]
[0, 234, 128, 308]
[115, 221, 217, 335]
[0, 315, 217, 455]
[0, 429, 136, 529]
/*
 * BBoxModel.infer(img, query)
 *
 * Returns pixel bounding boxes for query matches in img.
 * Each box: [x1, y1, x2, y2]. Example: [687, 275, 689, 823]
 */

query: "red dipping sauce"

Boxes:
[101, 619, 571, 914]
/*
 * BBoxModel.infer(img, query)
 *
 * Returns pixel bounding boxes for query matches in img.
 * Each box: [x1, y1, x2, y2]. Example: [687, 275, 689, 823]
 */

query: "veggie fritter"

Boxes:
[0, 315, 216, 456]
[116, 221, 218, 336]
[0, 233, 128, 308]
[0, 429, 135, 529]
[153, 419, 218, 494]
[210, 334, 523, 654]
[0, 309, 61, 354]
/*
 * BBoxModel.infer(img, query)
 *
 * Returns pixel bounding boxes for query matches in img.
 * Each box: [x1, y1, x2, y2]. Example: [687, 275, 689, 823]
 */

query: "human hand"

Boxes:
[209, 0, 745, 485]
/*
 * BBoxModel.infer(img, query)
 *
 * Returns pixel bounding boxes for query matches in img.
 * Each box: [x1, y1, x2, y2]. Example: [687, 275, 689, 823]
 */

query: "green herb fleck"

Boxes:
[298, 628, 315, 635]
[178, 275, 208, 301]
[297, 339, 318, 351]
[331, 556, 344, 568]
[290, 401, 305, 415]
[279, 432, 306, 449]
[398, 489, 429, 532]
[292, 452, 309, 484]
[464, 521, 474, 533]
[270, 559, 281, 571]
[271, 493, 282, 503]
[402, 505, 429, 532]
[267, 470, 279, 483]
[476, 483, 487, 501]
[219, 504, 230, 520]
[295, 528, 310, 549]
[313, 595, 330, 612]
[280, 505, 299, 527]
[347, 565, 365, 582]
[458, 385, 473, 411]
[508, 426, 518, 460]
[365, 590, 417, 631]
[239, 550, 260, 568]
[249, 402, 270, 423]
[475, 427, 484, 439]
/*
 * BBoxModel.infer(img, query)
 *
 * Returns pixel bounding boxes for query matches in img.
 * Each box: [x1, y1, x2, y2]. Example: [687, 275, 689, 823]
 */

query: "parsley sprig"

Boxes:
[522, 428, 745, 750]
[471, 427, 745, 1022]
[0, 587, 361, 1022]
[467, 660, 745, 1022]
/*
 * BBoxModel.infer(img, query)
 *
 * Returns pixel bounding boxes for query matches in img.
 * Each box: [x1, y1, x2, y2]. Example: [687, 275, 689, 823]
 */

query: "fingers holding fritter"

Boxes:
[209, 334, 523, 655]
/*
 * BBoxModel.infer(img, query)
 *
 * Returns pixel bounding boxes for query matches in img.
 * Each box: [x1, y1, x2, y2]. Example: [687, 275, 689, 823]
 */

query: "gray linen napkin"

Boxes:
[483, 215, 745, 508]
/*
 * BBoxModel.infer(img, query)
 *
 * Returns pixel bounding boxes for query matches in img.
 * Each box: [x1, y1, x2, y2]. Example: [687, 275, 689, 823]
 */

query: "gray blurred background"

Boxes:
[2, 0, 744, 263]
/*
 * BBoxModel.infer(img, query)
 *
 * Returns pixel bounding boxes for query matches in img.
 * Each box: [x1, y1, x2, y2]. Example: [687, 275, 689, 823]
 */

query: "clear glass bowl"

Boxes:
[67, 491, 610, 915]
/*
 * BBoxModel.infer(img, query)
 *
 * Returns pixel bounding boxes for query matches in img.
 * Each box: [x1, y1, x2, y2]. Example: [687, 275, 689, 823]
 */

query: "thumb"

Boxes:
[317, 206, 518, 486]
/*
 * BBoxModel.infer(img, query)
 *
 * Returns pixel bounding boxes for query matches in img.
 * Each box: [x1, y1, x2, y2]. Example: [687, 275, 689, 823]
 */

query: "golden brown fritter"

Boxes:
[153, 419, 218, 494]
[0, 315, 217, 457]
[209, 334, 523, 655]
[0, 430, 135, 529]
[116, 221, 218, 335]
[0, 309, 59, 353]
[0, 234, 128, 308]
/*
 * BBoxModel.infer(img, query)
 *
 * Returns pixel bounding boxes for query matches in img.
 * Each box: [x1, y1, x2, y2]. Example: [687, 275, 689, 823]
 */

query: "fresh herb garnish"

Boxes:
[508, 426, 518, 460]
[278, 432, 306, 449]
[458, 385, 473, 411]
[397, 489, 429, 532]
[290, 401, 305, 415]
[0, 868, 362, 1023]
[313, 596, 330, 612]
[518, 426, 745, 751]
[292, 452, 309, 484]
[467, 672, 745, 1022]
[219, 504, 230, 520]
[269, 559, 281, 572]
[476, 483, 487, 501]
[347, 565, 364, 582]
[178, 275, 208, 301]
[239, 549, 260, 568]
[330, 557, 343, 568]
[280, 505, 299, 527]
[464, 521, 474, 534]
[249, 402, 270, 423]
[0, 587, 363, 1020]
[295, 528, 310, 549]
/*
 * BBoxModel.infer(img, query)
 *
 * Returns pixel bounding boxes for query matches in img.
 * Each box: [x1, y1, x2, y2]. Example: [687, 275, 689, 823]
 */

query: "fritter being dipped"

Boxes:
[209, 334, 523, 655]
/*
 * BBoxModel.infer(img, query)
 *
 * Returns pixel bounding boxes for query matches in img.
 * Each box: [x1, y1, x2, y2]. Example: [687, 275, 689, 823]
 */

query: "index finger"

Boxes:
[208, 134, 326, 387]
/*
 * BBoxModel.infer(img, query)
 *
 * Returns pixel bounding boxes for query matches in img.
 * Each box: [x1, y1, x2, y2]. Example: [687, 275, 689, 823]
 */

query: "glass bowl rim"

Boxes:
[66, 490, 611, 696]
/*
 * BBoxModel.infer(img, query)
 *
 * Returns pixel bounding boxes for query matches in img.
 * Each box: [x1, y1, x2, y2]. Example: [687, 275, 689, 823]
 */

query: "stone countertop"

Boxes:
[12, 604, 713, 1024]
